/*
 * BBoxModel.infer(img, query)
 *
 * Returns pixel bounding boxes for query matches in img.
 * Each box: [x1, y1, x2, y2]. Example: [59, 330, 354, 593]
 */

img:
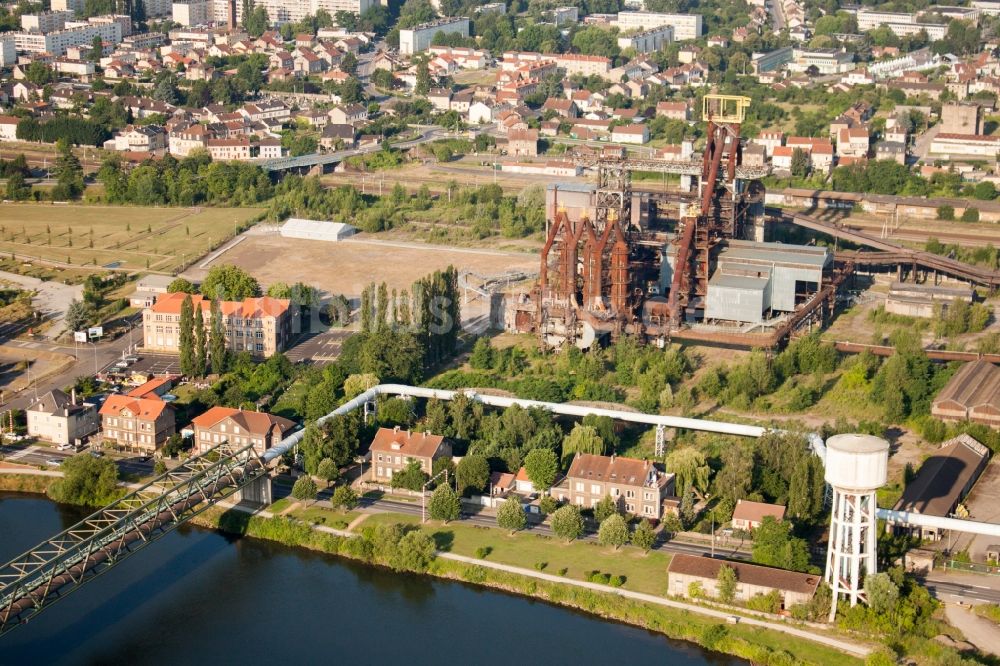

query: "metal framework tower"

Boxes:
[823, 434, 889, 621]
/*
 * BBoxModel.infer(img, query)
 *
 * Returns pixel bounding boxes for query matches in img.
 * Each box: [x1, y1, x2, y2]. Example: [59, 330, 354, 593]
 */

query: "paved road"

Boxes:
[944, 604, 1000, 656]
[923, 576, 1000, 604]
[0, 270, 83, 341]
[911, 124, 941, 164]
[0, 443, 153, 477]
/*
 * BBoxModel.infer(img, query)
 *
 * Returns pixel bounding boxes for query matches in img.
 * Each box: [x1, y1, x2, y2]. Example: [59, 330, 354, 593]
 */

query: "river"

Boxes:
[0, 492, 745, 665]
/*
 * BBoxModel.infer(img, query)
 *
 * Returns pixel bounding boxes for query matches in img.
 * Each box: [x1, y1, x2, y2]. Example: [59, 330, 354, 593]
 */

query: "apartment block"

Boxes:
[142, 292, 294, 358]
[555, 453, 675, 520]
[369, 426, 452, 484]
[99, 394, 175, 453]
[191, 406, 295, 456]
[173, 0, 212, 26]
[615, 12, 702, 41]
[20, 10, 74, 33]
[399, 17, 470, 55]
[617, 25, 673, 53]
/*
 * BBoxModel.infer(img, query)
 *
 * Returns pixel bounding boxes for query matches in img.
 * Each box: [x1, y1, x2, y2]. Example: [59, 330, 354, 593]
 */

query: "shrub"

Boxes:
[475, 546, 492, 559]
[534, 561, 547, 571]
[538, 494, 559, 514]
[558, 567, 568, 576]
[936, 204, 954, 220]
[609, 575, 625, 587]
[961, 207, 980, 222]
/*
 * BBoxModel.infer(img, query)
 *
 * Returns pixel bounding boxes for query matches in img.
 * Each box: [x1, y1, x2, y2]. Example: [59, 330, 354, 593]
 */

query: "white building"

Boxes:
[787, 48, 854, 75]
[279, 218, 357, 241]
[172, 0, 212, 26]
[12, 20, 123, 56]
[0, 36, 15, 67]
[399, 17, 469, 55]
[20, 10, 74, 33]
[27, 389, 99, 446]
[615, 11, 702, 41]
[51, 0, 85, 14]
[617, 25, 673, 53]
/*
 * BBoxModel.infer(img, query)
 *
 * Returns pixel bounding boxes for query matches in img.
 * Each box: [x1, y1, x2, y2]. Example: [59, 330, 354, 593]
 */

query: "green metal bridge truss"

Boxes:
[0, 442, 266, 637]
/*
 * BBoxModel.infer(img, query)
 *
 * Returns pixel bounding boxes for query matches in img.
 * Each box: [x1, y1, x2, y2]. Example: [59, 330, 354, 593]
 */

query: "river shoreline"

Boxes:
[0, 477, 864, 665]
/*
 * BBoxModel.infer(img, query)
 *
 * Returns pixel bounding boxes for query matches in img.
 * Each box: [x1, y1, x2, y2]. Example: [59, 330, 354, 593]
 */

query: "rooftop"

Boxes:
[894, 434, 989, 517]
[369, 426, 446, 459]
[668, 554, 821, 595]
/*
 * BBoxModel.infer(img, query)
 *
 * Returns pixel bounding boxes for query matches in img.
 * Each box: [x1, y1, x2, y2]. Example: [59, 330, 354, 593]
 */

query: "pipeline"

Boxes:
[265, 385, 1000, 539]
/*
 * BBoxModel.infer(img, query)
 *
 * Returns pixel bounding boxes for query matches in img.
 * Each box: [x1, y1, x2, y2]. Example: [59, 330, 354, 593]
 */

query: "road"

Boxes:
[911, 124, 941, 164]
[769, 0, 786, 31]
[261, 125, 455, 171]
[0, 442, 153, 477]
[922, 576, 1000, 604]
[0, 319, 140, 413]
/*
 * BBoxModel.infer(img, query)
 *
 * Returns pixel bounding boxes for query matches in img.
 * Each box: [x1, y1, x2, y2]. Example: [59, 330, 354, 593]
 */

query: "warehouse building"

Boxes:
[703, 240, 831, 324]
[932, 360, 1000, 427]
[885, 281, 973, 318]
[279, 218, 356, 242]
[891, 434, 990, 540]
[667, 554, 820, 609]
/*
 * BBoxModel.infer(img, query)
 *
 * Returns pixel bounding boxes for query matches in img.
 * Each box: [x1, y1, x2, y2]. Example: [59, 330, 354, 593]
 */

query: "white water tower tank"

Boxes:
[824, 434, 889, 492]
[823, 433, 889, 622]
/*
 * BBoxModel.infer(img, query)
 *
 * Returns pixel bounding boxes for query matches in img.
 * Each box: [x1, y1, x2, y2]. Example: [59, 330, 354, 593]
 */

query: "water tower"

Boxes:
[823, 433, 889, 621]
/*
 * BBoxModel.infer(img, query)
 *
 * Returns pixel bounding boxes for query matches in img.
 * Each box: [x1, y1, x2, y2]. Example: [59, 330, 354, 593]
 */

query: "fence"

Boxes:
[942, 560, 1000, 576]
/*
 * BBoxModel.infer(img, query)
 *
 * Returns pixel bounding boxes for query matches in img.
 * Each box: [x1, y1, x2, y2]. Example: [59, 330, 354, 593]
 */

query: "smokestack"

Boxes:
[229, 0, 237, 29]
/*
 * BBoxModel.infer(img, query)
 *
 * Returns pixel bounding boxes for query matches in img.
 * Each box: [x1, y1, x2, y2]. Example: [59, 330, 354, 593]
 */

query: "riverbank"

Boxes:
[0, 474, 869, 663]
[192, 504, 868, 665]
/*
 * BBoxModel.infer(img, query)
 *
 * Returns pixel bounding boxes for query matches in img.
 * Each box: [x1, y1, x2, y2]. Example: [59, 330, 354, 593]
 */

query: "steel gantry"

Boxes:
[0, 442, 267, 637]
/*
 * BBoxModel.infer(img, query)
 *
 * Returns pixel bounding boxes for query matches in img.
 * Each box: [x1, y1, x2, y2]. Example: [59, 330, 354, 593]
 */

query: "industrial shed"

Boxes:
[279, 218, 357, 242]
[705, 267, 771, 324]
[932, 360, 1000, 428]
[892, 434, 990, 540]
[716, 241, 831, 312]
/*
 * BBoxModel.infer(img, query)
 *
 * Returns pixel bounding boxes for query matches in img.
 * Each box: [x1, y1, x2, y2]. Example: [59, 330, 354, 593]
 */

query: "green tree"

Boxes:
[193, 305, 207, 377]
[340, 51, 358, 75]
[936, 204, 955, 220]
[52, 139, 84, 200]
[961, 207, 980, 222]
[469, 337, 494, 369]
[717, 564, 738, 604]
[666, 447, 711, 495]
[415, 59, 431, 95]
[551, 504, 584, 541]
[597, 513, 628, 550]
[428, 483, 461, 522]
[561, 424, 605, 465]
[974, 181, 996, 200]
[497, 494, 527, 532]
[291, 475, 318, 502]
[5, 171, 30, 201]
[168, 277, 196, 293]
[864, 572, 899, 615]
[790, 147, 810, 178]
[631, 519, 656, 551]
[316, 458, 339, 487]
[209, 298, 226, 374]
[48, 453, 119, 506]
[179, 294, 195, 377]
[153, 460, 167, 475]
[593, 494, 619, 524]
[331, 485, 358, 510]
[456, 454, 490, 496]
[523, 447, 558, 491]
[391, 530, 436, 572]
[65, 298, 95, 332]
[201, 264, 261, 300]
[751, 516, 811, 572]
[571, 26, 620, 58]
[391, 459, 429, 491]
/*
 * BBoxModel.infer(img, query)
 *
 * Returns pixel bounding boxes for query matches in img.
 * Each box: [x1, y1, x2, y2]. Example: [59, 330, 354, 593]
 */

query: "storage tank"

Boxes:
[823, 434, 889, 492]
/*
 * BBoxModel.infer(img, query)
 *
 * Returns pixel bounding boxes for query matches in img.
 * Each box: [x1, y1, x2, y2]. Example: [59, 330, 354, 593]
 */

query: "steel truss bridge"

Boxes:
[0, 442, 267, 637]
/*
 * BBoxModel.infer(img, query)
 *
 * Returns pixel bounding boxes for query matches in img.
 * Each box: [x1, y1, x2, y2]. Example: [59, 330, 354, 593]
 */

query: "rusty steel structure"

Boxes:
[533, 95, 774, 347]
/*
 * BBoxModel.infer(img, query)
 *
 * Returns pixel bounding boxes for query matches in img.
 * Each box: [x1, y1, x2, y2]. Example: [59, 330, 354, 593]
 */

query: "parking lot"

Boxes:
[99, 352, 181, 378]
[285, 330, 352, 365]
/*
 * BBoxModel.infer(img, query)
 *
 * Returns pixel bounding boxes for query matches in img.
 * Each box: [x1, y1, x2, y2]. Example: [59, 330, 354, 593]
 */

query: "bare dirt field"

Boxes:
[0, 345, 75, 395]
[189, 234, 539, 300]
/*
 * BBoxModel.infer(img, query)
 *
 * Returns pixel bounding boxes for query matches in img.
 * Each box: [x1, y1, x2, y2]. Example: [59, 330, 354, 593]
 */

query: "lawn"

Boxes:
[288, 502, 358, 529]
[358, 512, 671, 595]
[0, 204, 264, 273]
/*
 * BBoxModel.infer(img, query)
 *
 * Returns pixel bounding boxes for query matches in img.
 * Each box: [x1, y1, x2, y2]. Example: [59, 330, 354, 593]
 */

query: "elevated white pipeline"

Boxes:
[264, 384, 1000, 538]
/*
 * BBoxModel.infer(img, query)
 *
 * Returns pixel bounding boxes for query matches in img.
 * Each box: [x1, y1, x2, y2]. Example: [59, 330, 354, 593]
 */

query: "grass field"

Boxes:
[0, 204, 264, 273]
[360, 512, 672, 595]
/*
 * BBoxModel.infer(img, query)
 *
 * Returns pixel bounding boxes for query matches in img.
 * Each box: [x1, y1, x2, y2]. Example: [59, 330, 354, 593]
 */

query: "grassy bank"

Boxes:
[0, 473, 56, 494]
[192, 507, 860, 666]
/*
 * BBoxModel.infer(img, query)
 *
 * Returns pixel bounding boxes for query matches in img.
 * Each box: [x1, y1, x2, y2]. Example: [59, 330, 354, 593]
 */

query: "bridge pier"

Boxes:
[235, 475, 273, 507]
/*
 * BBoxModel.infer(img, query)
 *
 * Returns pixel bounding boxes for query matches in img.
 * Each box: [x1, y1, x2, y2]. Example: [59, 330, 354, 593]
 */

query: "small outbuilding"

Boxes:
[280, 218, 357, 242]
[667, 554, 820, 610]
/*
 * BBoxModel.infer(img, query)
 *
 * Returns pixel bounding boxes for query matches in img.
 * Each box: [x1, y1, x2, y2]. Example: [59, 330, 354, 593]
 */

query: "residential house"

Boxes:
[191, 405, 296, 456]
[26, 389, 99, 446]
[428, 87, 452, 112]
[99, 394, 175, 453]
[555, 453, 675, 520]
[542, 97, 578, 118]
[0, 115, 19, 141]
[772, 145, 794, 170]
[837, 127, 870, 158]
[875, 140, 906, 164]
[320, 123, 355, 149]
[611, 123, 649, 144]
[754, 130, 784, 156]
[731, 499, 787, 531]
[329, 103, 368, 126]
[112, 124, 168, 152]
[368, 426, 452, 484]
[656, 100, 689, 120]
[507, 128, 539, 156]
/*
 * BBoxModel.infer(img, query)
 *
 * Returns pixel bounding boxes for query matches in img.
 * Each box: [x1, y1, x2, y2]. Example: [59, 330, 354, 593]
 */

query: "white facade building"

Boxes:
[617, 25, 673, 52]
[21, 11, 74, 33]
[0, 36, 15, 67]
[399, 17, 470, 55]
[12, 21, 123, 56]
[615, 12, 702, 41]
[280, 218, 357, 241]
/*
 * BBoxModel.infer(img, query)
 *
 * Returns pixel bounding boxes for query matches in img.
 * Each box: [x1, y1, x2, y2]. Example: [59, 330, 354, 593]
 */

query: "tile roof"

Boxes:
[149, 292, 290, 318]
[127, 376, 176, 398]
[191, 405, 295, 435]
[369, 427, 445, 459]
[668, 554, 821, 595]
[732, 499, 786, 524]
[566, 453, 663, 488]
[99, 394, 170, 420]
